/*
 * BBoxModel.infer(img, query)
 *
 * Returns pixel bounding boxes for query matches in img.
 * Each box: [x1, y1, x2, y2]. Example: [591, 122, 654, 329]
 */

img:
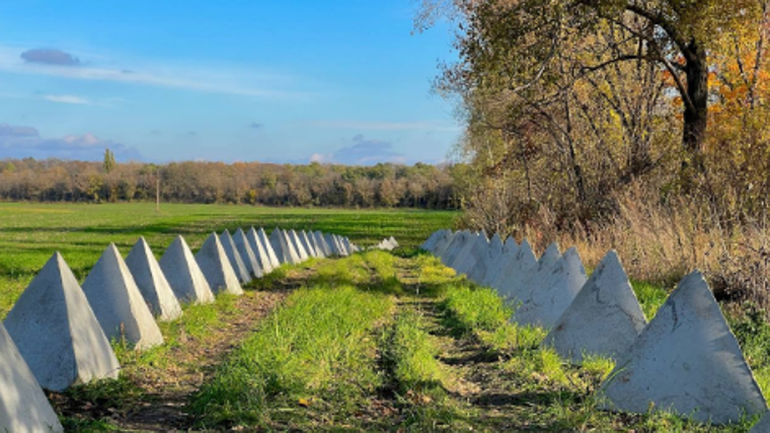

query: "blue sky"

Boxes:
[0, 1, 460, 165]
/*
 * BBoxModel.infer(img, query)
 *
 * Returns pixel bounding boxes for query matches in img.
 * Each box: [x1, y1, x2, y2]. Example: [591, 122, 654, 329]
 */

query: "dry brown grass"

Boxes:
[510, 184, 770, 314]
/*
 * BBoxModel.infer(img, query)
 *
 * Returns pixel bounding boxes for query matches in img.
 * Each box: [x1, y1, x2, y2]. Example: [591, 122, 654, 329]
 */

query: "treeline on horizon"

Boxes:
[0, 158, 459, 209]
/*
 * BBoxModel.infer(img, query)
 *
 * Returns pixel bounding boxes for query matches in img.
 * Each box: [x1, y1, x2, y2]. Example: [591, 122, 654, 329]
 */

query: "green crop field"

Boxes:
[0, 202, 457, 317]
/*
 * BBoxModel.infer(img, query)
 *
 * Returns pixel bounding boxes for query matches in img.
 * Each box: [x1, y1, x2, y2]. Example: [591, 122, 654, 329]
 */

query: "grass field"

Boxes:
[1, 202, 767, 431]
[0, 202, 457, 317]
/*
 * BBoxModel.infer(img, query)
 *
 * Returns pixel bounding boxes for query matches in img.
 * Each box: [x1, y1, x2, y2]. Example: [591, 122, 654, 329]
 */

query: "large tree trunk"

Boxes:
[683, 41, 709, 155]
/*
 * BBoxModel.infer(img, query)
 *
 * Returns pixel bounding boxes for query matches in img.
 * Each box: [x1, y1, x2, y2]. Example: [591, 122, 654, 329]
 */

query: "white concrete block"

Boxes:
[219, 230, 252, 284]
[599, 271, 767, 425]
[125, 237, 182, 322]
[0, 322, 63, 432]
[489, 239, 539, 298]
[82, 244, 164, 350]
[289, 229, 309, 261]
[257, 227, 281, 269]
[270, 228, 300, 264]
[513, 246, 587, 328]
[159, 236, 215, 305]
[4, 253, 120, 391]
[543, 250, 647, 363]
[195, 233, 244, 295]
[234, 228, 264, 278]
[246, 228, 272, 275]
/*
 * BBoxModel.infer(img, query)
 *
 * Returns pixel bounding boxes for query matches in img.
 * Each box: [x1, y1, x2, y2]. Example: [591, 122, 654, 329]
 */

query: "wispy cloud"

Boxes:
[306, 120, 461, 132]
[0, 122, 143, 161]
[0, 45, 312, 100]
[41, 94, 91, 105]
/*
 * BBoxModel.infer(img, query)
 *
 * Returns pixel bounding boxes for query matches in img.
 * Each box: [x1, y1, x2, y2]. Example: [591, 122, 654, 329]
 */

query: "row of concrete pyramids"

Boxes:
[372, 236, 399, 251]
[0, 227, 358, 433]
[421, 229, 769, 426]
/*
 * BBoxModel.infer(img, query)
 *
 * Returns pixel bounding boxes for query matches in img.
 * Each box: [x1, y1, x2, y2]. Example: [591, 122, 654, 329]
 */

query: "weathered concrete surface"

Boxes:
[234, 228, 263, 278]
[457, 235, 489, 280]
[196, 233, 244, 295]
[82, 244, 164, 350]
[289, 229, 309, 261]
[432, 230, 455, 257]
[247, 228, 273, 274]
[750, 412, 770, 432]
[480, 235, 514, 286]
[5, 253, 120, 391]
[314, 231, 332, 256]
[442, 230, 471, 266]
[159, 236, 215, 305]
[0, 322, 64, 433]
[490, 239, 540, 299]
[598, 271, 767, 425]
[420, 230, 441, 251]
[270, 228, 300, 265]
[543, 250, 647, 364]
[300, 230, 319, 258]
[337, 236, 350, 256]
[125, 237, 183, 321]
[219, 230, 252, 284]
[306, 231, 325, 258]
[257, 227, 282, 269]
[513, 246, 587, 328]
[324, 233, 340, 256]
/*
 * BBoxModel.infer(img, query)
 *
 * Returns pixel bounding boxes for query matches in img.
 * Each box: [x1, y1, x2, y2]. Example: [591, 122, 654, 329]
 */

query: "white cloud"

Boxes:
[42, 94, 91, 105]
[0, 45, 311, 100]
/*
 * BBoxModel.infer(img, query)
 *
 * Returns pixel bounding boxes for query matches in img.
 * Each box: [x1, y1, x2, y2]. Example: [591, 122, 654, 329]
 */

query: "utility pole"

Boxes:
[155, 167, 161, 213]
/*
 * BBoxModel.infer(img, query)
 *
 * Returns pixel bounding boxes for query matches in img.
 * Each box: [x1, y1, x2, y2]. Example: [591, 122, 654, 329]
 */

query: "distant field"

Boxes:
[0, 202, 457, 316]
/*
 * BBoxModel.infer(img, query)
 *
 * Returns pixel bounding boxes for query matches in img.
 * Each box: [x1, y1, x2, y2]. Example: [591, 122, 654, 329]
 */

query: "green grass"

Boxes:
[440, 284, 546, 352]
[189, 285, 393, 429]
[0, 202, 456, 317]
[385, 310, 446, 395]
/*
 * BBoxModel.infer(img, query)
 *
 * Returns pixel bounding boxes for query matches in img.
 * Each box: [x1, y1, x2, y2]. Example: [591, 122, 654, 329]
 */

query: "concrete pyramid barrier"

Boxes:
[247, 227, 273, 274]
[543, 250, 647, 363]
[300, 230, 319, 258]
[82, 244, 165, 350]
[513, 247, 587, 328]
[125, 237, 183, 322]
[420, 230, 442, 251]
[220, 230, 252, 284]
[388, 236, 399, 248]
[0, 322, 64, 432]
[5, 252, 120, 391]
[490, 239, 539, 297]
[314, 231, 332, 256]
[305, 231, 324, 258]
[433, 230, 457, 257]
[270, 228, 300, 264]
[451, 232, 485, 273]
[469, 234, 505, 283]
[480, 234, 512, 286]
[234, 228, 264, 278]
[160, 236, 215, 305]
[196, 233, 244, 296]
[324, 233, 340, 256]
[289, 229, 309, 261]
[456, 234, 488, 279]
[598, 271, 767, 425]
[462, 236, 493, 283]
[258, 227, 282, 269]
[442, 230, 470, 266]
